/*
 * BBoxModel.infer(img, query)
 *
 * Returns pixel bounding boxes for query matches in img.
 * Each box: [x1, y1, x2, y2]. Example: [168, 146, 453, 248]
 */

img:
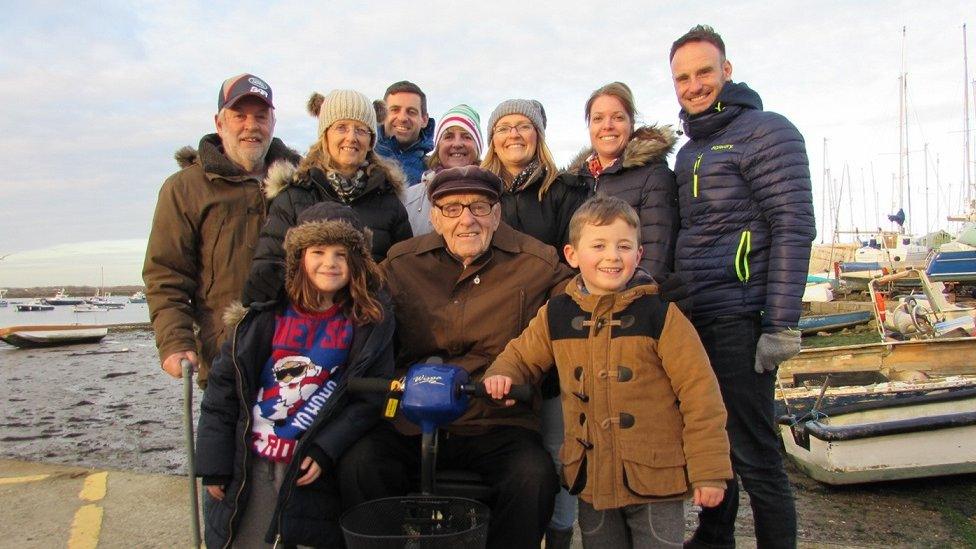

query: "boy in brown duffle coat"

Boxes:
[484, 195, 732, 548]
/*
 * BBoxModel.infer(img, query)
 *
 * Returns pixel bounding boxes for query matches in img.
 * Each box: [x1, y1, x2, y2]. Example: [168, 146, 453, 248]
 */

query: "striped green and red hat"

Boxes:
[434, 104, 483, 157]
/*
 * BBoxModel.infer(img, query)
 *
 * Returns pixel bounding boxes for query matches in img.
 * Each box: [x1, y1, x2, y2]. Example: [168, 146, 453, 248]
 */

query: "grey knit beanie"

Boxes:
[307, 89, 377, 138]
[487, 99, 546, 138]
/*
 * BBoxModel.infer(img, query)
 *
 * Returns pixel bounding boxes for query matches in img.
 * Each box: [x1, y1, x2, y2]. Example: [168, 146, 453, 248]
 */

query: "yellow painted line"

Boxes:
[79, 471, 108, 502]
[0, 474, 50, 485]
[67, 504, 103, 549]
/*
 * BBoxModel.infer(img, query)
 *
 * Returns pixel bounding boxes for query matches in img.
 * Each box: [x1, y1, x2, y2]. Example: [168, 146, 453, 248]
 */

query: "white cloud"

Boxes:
[0, 240, 147, 287]
[0, 0, 973, 285]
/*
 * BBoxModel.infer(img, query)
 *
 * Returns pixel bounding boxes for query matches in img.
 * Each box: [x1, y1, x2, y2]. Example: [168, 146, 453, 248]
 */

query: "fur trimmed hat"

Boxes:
[307, 89, 377, 139]
[487, 99, 547, 138]
[283, 202, 371, 296]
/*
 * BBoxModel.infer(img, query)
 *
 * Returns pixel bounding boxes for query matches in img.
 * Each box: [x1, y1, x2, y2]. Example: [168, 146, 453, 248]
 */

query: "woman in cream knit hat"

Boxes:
[242, 89, 412, 305]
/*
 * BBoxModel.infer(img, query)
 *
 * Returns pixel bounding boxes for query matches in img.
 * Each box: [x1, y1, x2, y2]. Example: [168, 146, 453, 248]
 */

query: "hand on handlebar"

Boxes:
[162, 350, 198, 378]
[483, 375, 517, 407]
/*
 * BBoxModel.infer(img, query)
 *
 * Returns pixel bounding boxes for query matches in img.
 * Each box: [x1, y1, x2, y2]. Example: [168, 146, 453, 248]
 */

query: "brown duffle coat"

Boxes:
[486, 275, 732, 510]
[380, 222, 575, 435]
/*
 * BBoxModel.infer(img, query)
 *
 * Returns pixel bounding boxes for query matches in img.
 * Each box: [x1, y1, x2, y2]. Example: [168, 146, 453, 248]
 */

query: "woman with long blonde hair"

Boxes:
[482, 99, 586, 252]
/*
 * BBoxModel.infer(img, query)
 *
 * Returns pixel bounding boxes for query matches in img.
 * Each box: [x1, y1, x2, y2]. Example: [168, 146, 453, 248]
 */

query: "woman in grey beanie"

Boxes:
[242, 89, 412, 305]
[481, 99, 586, 252]
[482, 98, 587, 549]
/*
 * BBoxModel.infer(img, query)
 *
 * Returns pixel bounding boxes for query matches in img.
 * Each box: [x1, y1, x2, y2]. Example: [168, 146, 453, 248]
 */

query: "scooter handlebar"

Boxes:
[461, 383, 534, 404]
[347, 377, 397, 394]
[346, 377, 533, 403]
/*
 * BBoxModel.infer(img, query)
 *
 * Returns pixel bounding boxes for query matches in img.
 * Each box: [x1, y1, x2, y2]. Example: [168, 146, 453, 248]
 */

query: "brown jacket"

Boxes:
[486, 275, 732, 510]
[380, 222, 575, 435]
[142, 134, 299, 379]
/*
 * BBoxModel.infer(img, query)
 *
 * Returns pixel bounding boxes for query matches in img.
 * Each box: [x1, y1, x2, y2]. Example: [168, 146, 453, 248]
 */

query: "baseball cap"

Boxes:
[217, 73, 274, 110]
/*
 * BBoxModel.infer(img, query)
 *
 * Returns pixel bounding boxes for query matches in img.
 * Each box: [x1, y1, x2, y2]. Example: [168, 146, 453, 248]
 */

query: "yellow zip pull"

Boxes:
[692, 153, 703, 198]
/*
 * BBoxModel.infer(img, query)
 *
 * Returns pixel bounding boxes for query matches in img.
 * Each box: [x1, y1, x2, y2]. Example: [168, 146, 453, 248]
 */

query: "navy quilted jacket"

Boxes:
[673, 82, 815, 331]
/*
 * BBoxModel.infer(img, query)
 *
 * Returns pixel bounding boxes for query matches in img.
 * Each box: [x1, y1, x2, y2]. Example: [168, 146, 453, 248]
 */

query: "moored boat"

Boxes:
[16, 300, 55, 312]
[0, 324, 109, 348]
[44, 288, 85, 306]
[128, 291, 147, 304]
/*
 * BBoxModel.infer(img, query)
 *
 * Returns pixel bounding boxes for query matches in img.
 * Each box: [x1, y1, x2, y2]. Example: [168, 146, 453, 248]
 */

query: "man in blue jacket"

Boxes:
[669, 25, 815, 549]
[375, 80, 435, 185]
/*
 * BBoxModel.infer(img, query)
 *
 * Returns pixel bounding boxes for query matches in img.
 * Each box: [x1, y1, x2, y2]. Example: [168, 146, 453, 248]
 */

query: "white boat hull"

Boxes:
[780, 388, 976, 484]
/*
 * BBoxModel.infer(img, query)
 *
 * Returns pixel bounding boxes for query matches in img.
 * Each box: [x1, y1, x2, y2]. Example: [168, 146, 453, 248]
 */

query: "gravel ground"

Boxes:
[2, 328, 974, 547]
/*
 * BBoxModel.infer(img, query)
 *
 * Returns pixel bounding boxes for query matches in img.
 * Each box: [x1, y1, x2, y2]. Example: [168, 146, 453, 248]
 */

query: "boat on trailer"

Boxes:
[0, 325, 109, 348]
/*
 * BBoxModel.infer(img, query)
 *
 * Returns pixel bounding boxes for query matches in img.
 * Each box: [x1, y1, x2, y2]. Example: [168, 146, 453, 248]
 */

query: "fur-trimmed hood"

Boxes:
[222, 301, 249, 326]
[173, 134, 302, 180]
[565, 124, 676, 175]
[263, 154, 407, 202]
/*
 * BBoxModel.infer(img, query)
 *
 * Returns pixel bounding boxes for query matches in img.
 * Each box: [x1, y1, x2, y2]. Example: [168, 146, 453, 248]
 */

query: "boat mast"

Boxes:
[898, 26, 910, 235]
[924, 143, 930, 235]
[965, 24, 973, 207]
[822, 137, 830, 243]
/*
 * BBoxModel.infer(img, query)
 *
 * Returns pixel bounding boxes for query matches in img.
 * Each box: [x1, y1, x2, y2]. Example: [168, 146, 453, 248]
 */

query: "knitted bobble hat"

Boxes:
[487, 99, 546, 138]
[434, 104, 484, 157]
[307, 89, 377, 139]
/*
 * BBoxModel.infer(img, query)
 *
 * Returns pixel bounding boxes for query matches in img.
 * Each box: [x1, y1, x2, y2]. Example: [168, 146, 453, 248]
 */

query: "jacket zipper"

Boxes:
[735, 230, 752, 282]
[223, 314, 251, 549]
[692, 153, 703, 198]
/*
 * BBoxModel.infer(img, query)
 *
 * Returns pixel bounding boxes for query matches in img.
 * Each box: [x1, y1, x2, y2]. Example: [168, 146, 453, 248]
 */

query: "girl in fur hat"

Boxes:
[197, 202, 395, 548]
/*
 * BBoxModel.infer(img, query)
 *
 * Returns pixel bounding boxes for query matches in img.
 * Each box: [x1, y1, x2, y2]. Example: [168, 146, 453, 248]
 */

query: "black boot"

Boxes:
[545, 526, 574, 549]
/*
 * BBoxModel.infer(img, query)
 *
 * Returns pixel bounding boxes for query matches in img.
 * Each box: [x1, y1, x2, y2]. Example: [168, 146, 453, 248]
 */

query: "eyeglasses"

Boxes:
[434, 200, 496, 218]
[493, 123, 535, 136]
[330, 123, 372, 139]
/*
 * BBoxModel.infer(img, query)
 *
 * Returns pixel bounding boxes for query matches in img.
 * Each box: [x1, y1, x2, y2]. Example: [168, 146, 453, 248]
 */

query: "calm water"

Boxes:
[0, 299, 150, 326]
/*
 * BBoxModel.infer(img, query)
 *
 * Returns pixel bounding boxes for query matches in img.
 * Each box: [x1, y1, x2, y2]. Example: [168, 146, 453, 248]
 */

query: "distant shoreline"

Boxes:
[0, 286, 146, 299]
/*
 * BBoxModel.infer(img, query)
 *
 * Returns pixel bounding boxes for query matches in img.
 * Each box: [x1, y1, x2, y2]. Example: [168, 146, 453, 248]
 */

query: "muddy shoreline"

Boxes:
[2, 328, 974, 547]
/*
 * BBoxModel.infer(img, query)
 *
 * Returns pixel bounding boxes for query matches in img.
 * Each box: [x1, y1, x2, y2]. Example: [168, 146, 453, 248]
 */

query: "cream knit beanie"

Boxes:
[307, 89, 377, 138]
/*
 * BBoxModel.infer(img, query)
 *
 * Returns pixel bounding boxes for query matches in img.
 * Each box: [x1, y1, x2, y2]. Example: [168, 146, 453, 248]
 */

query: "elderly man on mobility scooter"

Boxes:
[337, 166, 575, 548]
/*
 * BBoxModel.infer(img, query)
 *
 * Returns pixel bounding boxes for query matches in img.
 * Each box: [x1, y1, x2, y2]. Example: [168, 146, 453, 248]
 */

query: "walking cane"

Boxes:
[182, 358, 202, 548]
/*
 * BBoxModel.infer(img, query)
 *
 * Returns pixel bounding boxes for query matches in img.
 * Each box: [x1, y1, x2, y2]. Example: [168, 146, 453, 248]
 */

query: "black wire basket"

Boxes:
[341, 496, 489, 548]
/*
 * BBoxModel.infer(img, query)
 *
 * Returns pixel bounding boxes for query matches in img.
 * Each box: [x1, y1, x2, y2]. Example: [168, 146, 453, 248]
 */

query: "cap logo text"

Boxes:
[248, 77, 268, 90]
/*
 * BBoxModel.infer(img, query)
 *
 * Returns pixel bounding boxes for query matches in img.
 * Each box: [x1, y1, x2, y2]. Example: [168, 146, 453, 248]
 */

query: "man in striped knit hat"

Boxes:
[402, 103, 484, 236]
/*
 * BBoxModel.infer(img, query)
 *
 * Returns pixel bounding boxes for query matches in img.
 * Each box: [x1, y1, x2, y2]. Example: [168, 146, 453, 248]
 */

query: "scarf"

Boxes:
[509, 160, 541, 193]
[326, 166, 368, 204]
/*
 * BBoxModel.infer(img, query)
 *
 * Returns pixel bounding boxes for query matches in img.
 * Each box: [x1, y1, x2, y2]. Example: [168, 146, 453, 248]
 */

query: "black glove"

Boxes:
[656, 272, 693, 316]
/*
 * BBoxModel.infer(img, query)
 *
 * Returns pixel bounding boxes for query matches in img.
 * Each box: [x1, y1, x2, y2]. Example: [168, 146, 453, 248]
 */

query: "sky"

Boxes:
[1, 1, 974, 287]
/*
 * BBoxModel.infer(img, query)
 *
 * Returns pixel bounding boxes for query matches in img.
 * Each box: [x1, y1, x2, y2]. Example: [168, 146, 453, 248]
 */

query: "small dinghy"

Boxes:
[779, 385, 976, 485]
[0, 325, 109, 348]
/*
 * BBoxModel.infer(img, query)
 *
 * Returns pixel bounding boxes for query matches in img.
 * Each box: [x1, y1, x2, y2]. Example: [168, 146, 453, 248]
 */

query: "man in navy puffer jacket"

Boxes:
[670, 25, 815, 549]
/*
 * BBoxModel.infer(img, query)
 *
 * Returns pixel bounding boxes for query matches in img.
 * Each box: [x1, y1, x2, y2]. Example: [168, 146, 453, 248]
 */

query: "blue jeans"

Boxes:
[689, 314, 796, 549]
[542, 394, 578, 531]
